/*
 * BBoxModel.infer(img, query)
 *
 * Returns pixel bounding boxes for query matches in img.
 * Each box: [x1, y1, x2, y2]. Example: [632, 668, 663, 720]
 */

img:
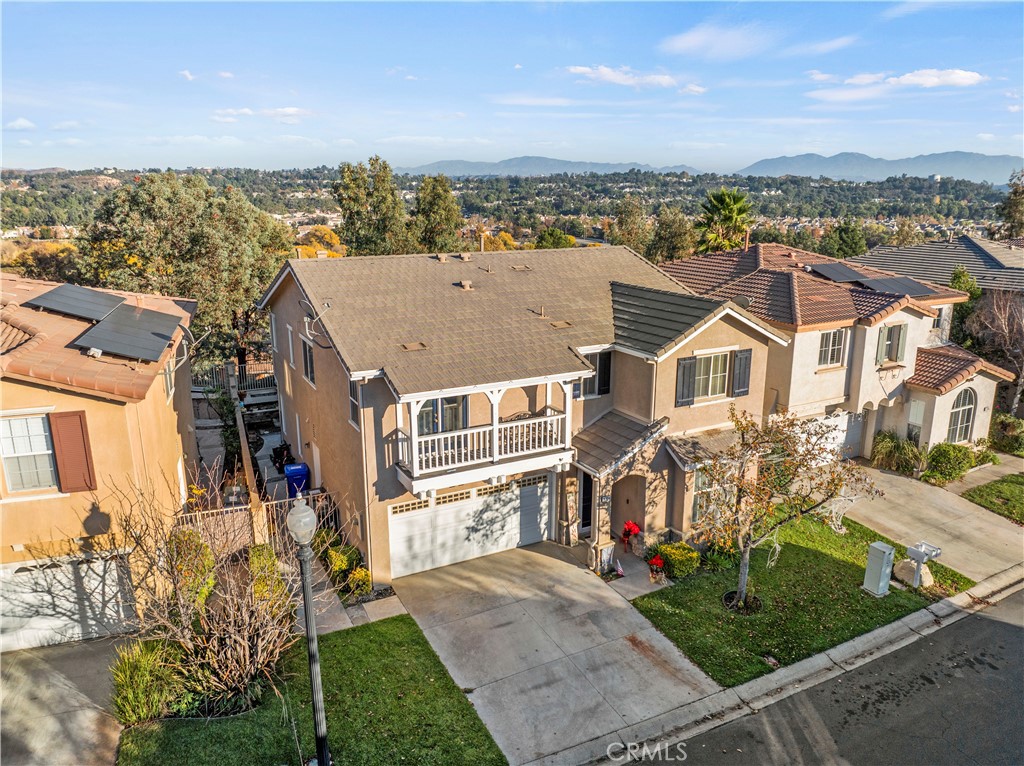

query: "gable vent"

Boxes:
[401, 342, 428, 352]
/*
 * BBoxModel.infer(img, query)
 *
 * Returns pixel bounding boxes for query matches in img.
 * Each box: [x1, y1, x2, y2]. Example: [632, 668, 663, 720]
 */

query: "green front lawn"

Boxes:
[962, 474, 1024, 525]
[632, 518, 974, 688]
[117, 615, 505, 766]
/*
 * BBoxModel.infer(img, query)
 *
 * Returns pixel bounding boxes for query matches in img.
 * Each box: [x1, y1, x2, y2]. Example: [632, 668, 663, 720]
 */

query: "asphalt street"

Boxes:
[646, 589, 1024, 766]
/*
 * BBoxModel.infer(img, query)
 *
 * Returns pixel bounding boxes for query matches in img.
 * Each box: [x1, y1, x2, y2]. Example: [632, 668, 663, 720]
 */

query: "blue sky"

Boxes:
[3, 1, 1021, 172]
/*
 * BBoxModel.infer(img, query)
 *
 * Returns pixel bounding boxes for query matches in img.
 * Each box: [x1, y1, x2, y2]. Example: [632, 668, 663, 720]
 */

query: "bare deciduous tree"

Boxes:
[967, 289, 1024, 415]
[690, 407, 878, 610]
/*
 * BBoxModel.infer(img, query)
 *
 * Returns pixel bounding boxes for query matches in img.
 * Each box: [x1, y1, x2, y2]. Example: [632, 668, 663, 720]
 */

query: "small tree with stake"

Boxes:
[690, 407, 878, 612]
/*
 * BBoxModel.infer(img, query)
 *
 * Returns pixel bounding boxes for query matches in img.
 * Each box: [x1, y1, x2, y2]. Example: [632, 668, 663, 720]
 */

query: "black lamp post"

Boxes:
[286, 494, 331, 766]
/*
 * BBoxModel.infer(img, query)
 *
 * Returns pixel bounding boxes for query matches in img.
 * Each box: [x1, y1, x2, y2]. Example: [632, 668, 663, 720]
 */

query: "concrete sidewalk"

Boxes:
[538, 562, 1024, 766]
[846, 466, 1024, 581]
[948, 453, 1023, 494]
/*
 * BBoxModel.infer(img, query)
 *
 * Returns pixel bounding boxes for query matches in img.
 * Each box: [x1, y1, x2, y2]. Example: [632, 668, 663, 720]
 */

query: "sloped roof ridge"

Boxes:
[609, 279, 719, 306]
[788, 270, 802, 326]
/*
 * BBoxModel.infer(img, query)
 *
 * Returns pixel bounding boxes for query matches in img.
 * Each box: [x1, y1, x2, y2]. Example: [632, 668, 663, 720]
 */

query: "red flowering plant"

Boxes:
[647, 554, 665, 574]
[621, 520, 641, 547]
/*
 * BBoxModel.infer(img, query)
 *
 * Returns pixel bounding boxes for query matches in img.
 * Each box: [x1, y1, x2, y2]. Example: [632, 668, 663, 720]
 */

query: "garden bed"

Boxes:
[117, 615, 505, 766]
[632, 517, 974, 688]
[962, 474, 1024, 525]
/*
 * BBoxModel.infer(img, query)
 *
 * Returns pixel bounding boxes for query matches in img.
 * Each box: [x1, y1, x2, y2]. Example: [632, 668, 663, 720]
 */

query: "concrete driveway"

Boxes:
[848, 465, 1024, 582]
[0, 637, 123, 766]
[393, 542, 720, 766]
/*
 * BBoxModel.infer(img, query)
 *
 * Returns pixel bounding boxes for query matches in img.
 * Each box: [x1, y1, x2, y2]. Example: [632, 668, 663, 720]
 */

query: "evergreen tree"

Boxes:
[949, 265, 981, 346]
[414, 175, 463, 253]
[332, 156, 411, 256]
[646, 206, 697, 263]
[606, 195, 653, 254]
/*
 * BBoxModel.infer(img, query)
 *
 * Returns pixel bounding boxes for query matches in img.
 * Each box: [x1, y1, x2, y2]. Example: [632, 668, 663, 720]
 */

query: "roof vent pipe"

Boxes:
[459, 280, 473, 290]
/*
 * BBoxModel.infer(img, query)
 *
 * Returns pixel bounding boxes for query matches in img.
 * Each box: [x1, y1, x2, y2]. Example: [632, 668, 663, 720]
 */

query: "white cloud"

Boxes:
[845, 72, 887, 85]
[333, 138, 356, 146]
[783, 35, 858, 57]
[514, 64, 523, 70]
[881, 2, 934, 20]
[218, 71, 234, 79]
[679, 83, 708, 95]
[404, 75, 418, 81]
[215, 108, 254, 116]
[492, 94, 574, 107]
[1009, 104, 1023, 113]
[211, 116, 238, 123]
[567, 65, 676, 89]
[660, 23, 778, 62]
[887, 69, 988, 88]
[51, 120, 81, 130]
[178, 70, 196, 81]
[5, 117, 36, 131]
[141, 135, 243, 146]
[806, 70, 835, 83]
[17, 139, 32, 146]
[376, 135, 494, 146]
[806, 84, 892, 103]
[260, 107, 312, 124]
[976, 132, 996, 141]
[55, 138, 86, 146]
[273, 135, 327, 147]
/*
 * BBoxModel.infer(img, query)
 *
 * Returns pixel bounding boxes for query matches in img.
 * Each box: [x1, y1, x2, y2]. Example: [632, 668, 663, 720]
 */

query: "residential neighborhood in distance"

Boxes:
[2, 1, 1023, 765]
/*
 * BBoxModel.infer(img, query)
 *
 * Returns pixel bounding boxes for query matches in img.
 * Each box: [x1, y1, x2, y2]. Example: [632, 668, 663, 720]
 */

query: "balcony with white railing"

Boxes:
[395, 393, 576, 495]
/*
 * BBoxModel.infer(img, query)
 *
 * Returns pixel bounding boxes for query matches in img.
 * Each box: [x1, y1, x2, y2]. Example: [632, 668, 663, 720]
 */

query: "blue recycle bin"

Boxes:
[284, 462, 310, 499]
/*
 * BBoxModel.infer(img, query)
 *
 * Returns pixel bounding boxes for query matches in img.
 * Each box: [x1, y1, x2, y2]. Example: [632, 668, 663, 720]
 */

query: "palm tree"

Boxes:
[696, 188, 753, 253]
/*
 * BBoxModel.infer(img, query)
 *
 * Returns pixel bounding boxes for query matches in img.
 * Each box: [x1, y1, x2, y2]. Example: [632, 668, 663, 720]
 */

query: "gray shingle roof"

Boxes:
[272, 247, 696, 396]
[850, 236, 1024, 293]
[573, 411, 668, 475]
[610, 282, 725, 357]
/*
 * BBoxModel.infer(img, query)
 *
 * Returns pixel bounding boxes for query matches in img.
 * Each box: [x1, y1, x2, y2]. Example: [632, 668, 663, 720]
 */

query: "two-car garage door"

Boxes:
[389, 475, 550, 579]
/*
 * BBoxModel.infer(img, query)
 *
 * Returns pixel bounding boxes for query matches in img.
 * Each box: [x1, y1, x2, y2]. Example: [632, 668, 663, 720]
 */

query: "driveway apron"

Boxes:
[393, 542, 720, 765]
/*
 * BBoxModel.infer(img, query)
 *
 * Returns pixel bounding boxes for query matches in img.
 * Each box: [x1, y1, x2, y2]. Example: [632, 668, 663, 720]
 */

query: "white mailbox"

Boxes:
[863, 541, 895, 597]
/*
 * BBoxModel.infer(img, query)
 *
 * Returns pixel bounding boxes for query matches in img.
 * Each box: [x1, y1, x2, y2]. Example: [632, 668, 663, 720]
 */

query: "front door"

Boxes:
[579, 472, 593, 535]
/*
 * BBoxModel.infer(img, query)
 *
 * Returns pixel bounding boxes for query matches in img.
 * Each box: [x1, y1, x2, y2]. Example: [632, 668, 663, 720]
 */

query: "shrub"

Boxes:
[167, 528, 215, 609]
[926, 443, 974, 484]
[990, 413, 1024, 457]
[345, 566, 372, 598]
[324, 544, 362, 587]
[311, 528, 338, 556]
[871, 430, 923, 475]
[702, 540, 741, 571]
[973, 449, 1000, 468]
[248, 544, 289, 607]
[655, 541, 700, 579]
[111, 640, 180, 725]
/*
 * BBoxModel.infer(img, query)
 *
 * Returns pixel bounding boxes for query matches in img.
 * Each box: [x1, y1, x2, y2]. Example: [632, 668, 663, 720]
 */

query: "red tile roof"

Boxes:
[1, 276, 196, 403]
[660, 244, 964, 329]
[905, 345, 1015, 395]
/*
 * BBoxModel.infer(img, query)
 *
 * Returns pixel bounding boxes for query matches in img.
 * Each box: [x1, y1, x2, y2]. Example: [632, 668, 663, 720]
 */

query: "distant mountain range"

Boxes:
[394, 156, 700, 177]
[393, 152, 1021, 184]
[735, 152, 1021, 184]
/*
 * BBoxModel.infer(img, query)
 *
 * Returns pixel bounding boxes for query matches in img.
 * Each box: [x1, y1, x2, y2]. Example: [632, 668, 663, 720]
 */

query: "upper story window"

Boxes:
[676, 349, 751, 406]
[817, 329, 847, 367]
[695, 352, 730, 399]
[580, 351, 612, 398]
[270, 312, 278, 352]
[286, 325, 295, 368]
[1, 416, 57, 492]
[349, 379, 360, 427]
[163, 359, 176, 400]
[875, 324, 907, 366]
[947, 388, 976, 443]
[301, 337, 316, 386]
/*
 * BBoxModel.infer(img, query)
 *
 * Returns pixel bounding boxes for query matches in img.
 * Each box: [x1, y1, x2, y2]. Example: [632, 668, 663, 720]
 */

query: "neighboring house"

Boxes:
[662, 244, 1014, 460]
[260, 247, 787, 583]
[849, 235, 1024, 294]
[0, 276, 198, 651]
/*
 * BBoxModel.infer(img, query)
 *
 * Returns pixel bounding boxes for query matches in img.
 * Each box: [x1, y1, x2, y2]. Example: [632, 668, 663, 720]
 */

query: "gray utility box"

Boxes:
[863, 541, 895, 597]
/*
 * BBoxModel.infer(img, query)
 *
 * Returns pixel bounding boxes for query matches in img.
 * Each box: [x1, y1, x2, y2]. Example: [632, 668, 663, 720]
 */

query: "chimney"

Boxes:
[947, 231, 953, 243]
[480, 233, 485, 253]
[744, 228, 751, 252]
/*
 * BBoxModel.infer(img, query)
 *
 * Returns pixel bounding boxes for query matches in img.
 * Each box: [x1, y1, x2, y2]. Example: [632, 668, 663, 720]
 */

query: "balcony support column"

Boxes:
[485, 389, 505, 462]
[409, 399, 425, 477]
[559, 381, 574, 449]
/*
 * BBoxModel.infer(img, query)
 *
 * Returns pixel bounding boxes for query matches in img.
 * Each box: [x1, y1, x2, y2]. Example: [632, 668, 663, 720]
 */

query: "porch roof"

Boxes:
[573, 411, 668, 476]
[905, 344, 1015, 395]
[665, 429, 741, 468]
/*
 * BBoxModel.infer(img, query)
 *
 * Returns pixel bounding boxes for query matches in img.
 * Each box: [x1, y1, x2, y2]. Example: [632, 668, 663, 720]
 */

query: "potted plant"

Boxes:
[621, 520, 641, 553]
[647, 553, 666, 584]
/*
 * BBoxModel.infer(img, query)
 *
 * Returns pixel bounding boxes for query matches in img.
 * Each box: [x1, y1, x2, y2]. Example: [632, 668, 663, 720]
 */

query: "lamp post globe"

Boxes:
[287, 494, 317, 545]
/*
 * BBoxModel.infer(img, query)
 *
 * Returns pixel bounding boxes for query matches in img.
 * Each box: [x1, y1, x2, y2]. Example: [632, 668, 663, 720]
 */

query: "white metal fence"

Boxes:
[238, 362, 276, 394]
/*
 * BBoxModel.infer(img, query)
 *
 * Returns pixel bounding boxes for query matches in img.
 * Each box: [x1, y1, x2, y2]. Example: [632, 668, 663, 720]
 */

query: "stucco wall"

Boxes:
[612, 351, 653, 423]
[848, 308, 936, 411]
[921, 377, 1000, 449]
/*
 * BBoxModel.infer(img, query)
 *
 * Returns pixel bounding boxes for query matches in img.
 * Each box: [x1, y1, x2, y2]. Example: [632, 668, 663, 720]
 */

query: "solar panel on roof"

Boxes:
[72, 304, 181, 362]
[809, 262, 864, 283]
[858, 277, 936, 297]
[24, 283, 125, 322]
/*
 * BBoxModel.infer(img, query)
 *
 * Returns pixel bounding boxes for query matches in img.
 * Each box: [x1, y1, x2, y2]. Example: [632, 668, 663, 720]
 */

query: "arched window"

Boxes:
[946, 388, 976, 443]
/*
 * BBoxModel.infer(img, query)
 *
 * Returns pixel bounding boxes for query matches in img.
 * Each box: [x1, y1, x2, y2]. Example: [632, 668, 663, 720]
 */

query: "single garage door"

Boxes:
[389, 475, 550, 579]
[815, 410, 865, 460]
[0, 554, 134, 652]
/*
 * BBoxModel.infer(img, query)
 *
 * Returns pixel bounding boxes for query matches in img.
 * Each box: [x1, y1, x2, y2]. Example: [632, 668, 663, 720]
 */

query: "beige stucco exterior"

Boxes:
[0, 348, 196, 566]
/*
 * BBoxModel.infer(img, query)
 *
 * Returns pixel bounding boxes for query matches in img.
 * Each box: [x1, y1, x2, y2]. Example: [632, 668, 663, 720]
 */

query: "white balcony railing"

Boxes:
[400, 411, 568, 476]
[238, 362, 276, 393]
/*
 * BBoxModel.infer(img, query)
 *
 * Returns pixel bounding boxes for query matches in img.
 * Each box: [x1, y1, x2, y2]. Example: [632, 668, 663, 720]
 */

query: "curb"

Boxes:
[548, 563, 1024, 765]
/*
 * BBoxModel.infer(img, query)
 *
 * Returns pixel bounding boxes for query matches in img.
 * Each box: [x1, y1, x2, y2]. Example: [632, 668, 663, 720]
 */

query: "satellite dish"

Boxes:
[300, 299, 332, 339]
[170, 322, 211, 372]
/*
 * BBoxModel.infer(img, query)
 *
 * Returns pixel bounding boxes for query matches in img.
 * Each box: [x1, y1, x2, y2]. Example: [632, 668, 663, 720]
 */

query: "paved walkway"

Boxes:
[393, 543, 719, 766]
[0, 637, 123, 766]
[947, 452, 1023, 494]
[847, 466, 1024, 581]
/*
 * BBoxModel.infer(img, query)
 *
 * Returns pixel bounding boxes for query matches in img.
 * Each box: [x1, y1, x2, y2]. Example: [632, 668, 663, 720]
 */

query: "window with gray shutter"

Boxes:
[48, 411, 96, 493]
[731, 349, 752, 397]
[676, 357, 696, 406]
